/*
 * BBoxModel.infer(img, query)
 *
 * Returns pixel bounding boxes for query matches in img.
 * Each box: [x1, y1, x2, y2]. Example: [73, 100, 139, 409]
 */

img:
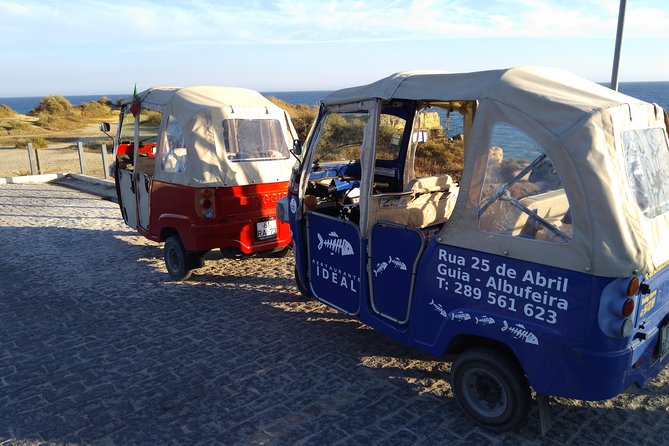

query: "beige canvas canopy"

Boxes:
[121, 86, 297, 187]
[320, 67, 669, 277]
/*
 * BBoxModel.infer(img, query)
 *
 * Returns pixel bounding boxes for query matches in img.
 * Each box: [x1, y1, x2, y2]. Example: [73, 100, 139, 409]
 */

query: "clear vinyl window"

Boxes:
[311, 111, 368, 164]
[221, 119, 289, 162]
[623, 128, 669, 218]
[159, 115, 186, 173]
[478, 123, 572, 243]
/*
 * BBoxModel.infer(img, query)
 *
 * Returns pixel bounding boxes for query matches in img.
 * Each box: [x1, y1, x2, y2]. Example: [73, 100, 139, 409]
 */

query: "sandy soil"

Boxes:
[0, 120, 113, 178]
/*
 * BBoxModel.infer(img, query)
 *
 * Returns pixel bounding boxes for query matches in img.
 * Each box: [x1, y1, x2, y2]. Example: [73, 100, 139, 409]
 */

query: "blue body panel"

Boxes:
[290, 193, 669, 401]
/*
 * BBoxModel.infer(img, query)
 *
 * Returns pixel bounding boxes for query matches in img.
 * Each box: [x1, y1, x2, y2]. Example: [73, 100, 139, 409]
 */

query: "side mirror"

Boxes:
[99, 122, 113, 141]
[292, 139, 303, 156]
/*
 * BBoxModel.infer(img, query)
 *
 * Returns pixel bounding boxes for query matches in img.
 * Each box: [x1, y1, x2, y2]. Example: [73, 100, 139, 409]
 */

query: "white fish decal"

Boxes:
[317, 231, 354, 256]
[429, 299, 449, 318]
[373, 256, 407, 277]
[388, 256, 407, 271]
[449, 311, 471, 321]
[475, 316, 495, 325]
[502, 320, 539, 345]
[373, 261, 388, 277]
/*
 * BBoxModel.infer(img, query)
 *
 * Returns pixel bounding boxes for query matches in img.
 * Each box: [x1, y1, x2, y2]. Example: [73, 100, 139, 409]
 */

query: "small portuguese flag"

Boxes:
[129, 84, 141, 117]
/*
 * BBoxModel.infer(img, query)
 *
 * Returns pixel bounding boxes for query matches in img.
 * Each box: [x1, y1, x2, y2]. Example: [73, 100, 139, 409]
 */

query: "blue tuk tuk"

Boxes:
[277, 67, 669, 431]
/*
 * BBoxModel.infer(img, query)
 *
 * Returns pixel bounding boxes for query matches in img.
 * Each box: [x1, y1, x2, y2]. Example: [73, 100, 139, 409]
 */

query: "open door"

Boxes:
[306, 212, 362, 314]
[369, 222, 424, 324]
[117, 166, 138, 229]
[115, 108, 160, 231]
[134, 149, 157, 232]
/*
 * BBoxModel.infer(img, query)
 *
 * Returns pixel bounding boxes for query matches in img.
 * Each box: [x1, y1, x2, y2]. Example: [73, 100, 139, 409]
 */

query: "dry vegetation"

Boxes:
[0, 95, 116, 150]
[267, 96, 317, 142]
[2, 94, 464, 180]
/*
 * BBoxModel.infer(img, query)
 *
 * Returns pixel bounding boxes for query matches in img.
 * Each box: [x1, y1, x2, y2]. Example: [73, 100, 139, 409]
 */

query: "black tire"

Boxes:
[450, 347, 531, 432]
[267, 246, 291, 258]
[187, 251, 207, 270]
[294, 266, 310, 298]
[164, 235, 192, 281]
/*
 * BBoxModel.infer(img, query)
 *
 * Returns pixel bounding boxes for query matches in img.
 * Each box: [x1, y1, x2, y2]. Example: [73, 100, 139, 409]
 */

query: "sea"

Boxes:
[0, 90, 331, 115]
[2, 82, 668, 115]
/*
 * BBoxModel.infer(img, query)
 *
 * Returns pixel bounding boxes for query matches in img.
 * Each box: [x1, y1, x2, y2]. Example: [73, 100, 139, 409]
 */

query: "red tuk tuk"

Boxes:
[107, 86, 296, 280]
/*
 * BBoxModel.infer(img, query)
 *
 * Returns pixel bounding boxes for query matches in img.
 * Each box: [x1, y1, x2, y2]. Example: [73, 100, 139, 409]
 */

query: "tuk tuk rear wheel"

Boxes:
[294, 266, 310, 298]
[164, 235, 192, 281]
[451, 347, 531, 432]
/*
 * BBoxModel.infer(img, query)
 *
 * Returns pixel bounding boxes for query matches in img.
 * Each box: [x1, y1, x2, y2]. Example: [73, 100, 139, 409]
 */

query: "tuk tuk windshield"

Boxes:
[312, 112, 368, 169]
[119, 109, 162, 147]
[222, 119, 290, 162]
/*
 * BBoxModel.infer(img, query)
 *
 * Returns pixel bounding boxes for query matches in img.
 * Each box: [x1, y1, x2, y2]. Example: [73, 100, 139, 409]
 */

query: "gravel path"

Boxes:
[1, 183, 669, 445]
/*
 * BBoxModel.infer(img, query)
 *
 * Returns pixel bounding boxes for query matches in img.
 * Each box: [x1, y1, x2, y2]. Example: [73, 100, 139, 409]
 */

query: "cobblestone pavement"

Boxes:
[2, 183, 669, 445]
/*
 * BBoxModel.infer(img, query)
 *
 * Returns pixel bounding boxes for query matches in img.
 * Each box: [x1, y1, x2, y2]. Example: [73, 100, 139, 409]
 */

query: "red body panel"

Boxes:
[139, 180, 291, 254]
[117, 143, 156, 158]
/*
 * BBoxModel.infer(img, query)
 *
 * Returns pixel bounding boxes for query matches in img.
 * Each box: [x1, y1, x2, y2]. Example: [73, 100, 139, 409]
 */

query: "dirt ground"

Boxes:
[0, 120, 113, 178]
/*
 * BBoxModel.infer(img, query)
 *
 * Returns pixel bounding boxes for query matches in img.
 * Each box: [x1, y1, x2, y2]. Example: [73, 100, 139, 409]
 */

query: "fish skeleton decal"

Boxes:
[429, 299, 449, 318]
[501, 320, 539, 345]
[475, 316, 495, 325]
[449, 311, 472, 321]
[317, 232, 354, 256]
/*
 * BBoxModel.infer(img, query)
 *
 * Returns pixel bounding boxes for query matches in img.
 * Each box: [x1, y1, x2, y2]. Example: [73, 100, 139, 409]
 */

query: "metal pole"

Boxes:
[77, 141, 86, 174]
[101, 144, 109, 179]
[611, 0, 627, 91]
[26, 143, 37, 175]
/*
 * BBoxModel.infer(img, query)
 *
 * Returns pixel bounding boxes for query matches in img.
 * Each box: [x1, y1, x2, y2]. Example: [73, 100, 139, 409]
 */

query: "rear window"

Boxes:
[222, 119, 290, 162]
[623, 128, 669, 218]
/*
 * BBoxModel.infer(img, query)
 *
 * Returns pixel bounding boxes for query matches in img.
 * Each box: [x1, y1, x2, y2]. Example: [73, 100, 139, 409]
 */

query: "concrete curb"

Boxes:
[0, 172, 115, 186]
[0, 173, 117, 201]
[0, 173, 67, 184]
[68, 173, 115, 188]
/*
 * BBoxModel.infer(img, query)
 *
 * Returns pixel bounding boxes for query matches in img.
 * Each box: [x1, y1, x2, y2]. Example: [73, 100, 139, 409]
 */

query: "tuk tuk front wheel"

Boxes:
[451, 347, 531, 432]
[164, 235, 192, 281]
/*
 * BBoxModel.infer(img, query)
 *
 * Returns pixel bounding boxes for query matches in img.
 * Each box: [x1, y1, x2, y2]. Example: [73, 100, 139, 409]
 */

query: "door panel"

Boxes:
[369, 222, 424, 324]
[137, 172, 151, 230]
[307, 212, 362, 315]
[118, 169, 137, 228]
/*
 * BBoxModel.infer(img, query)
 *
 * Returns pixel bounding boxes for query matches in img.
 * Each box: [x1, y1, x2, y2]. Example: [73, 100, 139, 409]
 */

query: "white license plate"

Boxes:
[256, 219, 277, 240]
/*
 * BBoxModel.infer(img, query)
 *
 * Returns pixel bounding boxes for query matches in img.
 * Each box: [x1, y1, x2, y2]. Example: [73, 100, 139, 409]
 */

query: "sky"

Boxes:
[1, 0, 668, 97]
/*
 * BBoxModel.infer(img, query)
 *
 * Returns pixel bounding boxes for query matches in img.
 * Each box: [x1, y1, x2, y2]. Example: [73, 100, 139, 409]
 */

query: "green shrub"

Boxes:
[267, 97, 318, 142]
[7, 120, 31, 131]
[0, 104, 17, 118]
[14, 136, 49, 149]
[83, 139, 111, 151]
[97, 96, 113, 107]
[80, 101, 113, 118]
[31, 95, 77, 117]
[415, 136, 464, 180]
[30, 95, 87, 130]
[140, 110, 162, 126]
[37, 115, 83, 131]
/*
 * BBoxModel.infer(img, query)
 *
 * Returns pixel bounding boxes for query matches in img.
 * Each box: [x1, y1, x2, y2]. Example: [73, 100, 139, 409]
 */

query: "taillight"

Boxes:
[198, 188, 215, 219]
[626, 277, 640, 296]
[621, 298, 635, 317]
[620, 319, 633, 337]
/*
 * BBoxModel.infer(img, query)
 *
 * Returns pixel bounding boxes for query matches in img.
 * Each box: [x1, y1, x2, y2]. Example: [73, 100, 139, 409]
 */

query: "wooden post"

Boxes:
[26, 143, 37, 175]
[101, 144, 109, 179]
[34, 148, 42, 174]
[77, 141, 86, 174]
